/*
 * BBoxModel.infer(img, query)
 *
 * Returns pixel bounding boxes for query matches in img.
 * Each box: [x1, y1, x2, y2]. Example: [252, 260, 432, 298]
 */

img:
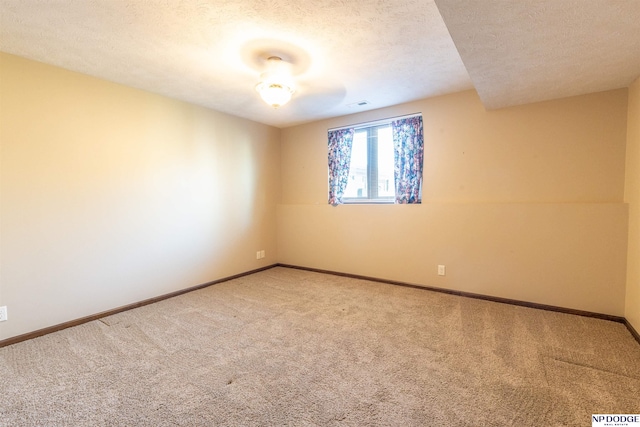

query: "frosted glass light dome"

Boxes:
[255, 56, 295, 108]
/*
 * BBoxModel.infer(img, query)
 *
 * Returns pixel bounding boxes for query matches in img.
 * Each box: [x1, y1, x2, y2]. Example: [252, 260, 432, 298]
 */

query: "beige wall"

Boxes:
[0, 53, 281, 340]
[279, 90, 629, 316]
[0, 51, 634, 341]
[625, 76, 640, 332]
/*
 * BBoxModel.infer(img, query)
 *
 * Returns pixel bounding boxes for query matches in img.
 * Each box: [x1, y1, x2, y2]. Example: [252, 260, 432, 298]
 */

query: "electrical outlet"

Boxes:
[0, 306, 7, 322]
[256, 251, 261, 260]
[438, 265, 446, 276]
[260, 250, 265, 259]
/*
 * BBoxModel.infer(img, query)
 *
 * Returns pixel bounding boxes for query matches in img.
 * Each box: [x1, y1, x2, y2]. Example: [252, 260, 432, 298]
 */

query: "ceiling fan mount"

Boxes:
[240, 39, 311, 76]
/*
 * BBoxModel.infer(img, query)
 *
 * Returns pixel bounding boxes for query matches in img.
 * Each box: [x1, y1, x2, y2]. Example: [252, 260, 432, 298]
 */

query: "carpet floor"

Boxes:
[1, 266, 639, 426]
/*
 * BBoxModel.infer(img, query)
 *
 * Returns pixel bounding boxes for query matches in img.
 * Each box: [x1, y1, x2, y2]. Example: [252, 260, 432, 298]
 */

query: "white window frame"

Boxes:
[341, 123, 395, 204]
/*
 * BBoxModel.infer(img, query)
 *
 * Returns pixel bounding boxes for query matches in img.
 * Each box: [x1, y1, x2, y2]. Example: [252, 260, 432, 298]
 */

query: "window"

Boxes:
[328, 114, 423, 205]
[342, 124, 395, 203]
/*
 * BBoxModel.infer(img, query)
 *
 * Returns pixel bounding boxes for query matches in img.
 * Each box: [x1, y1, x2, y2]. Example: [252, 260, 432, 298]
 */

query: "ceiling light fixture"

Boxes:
[255, 56, 295, 108]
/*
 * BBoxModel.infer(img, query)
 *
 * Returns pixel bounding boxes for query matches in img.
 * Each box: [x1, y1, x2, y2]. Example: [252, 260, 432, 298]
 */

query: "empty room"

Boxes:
[1, 0, 640, 426]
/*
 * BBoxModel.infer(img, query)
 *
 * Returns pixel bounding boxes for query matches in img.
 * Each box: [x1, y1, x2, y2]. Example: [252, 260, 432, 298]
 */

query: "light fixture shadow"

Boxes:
[289, 79, 347, 114]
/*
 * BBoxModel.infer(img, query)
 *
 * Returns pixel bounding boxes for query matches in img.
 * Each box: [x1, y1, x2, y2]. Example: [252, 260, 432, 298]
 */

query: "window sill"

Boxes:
[340, 199, 422, 205]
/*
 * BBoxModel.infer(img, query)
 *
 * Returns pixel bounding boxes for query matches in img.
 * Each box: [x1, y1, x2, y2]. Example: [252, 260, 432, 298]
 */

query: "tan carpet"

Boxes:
[1, 267, 639, 426]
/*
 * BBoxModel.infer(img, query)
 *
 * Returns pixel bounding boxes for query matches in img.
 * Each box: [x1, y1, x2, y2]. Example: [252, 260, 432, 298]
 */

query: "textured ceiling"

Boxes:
[435, 0, 640, 109]
[0, 0, 472, 128]
[0, 1, 639, 128]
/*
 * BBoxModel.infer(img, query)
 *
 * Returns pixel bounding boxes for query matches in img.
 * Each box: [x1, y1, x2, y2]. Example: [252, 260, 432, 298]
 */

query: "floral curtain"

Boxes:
[392, 116, 424, 204]
[328, 128, 355, 206]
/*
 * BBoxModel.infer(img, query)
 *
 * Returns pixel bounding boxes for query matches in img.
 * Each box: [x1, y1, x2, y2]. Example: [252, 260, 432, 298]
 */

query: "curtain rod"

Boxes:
[328, 112, 422, 132]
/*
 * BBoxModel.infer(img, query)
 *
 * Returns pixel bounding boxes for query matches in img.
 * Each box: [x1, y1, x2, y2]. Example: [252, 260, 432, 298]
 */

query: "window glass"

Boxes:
[377, 126, 394, 198]
[343, 131, 368, 198]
